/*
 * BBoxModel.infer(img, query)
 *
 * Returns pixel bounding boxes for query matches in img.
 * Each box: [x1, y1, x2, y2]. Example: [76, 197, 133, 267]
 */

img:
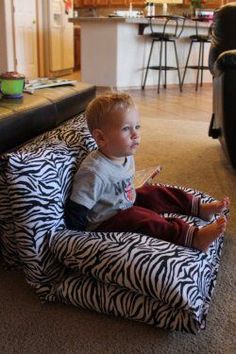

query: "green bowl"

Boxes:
[0, 76, 25, 98]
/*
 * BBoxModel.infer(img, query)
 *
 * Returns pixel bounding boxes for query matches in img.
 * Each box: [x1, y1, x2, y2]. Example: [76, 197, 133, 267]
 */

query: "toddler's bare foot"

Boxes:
[199, 197, 230, 221]
[192, 216, 227, 252]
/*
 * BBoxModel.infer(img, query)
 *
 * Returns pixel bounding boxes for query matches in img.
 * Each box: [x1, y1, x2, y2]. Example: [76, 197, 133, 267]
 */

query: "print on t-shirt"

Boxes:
[113, 177, 135, 203]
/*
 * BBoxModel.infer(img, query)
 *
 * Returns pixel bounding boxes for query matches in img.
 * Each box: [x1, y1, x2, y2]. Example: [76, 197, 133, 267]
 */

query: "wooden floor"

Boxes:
[122, 84, 212, 123]
[64, 71, 213, 124]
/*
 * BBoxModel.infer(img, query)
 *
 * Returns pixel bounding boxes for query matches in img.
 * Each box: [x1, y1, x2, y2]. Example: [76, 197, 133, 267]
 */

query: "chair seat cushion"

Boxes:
[44, 194, 226, 334]
[190, 34, 210, 42]
[150, 32, 176, 41]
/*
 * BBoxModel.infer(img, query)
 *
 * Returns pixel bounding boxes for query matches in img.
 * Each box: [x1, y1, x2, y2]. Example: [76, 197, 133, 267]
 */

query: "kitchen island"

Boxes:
[70, 16, 212, 89]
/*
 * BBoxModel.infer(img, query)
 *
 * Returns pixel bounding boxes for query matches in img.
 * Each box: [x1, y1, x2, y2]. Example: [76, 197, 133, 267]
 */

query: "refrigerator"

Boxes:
[45, 0, 74, 75]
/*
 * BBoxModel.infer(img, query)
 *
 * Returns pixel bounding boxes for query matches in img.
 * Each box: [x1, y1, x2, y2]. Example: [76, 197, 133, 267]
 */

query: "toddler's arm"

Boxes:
[65, 199, 89, 231]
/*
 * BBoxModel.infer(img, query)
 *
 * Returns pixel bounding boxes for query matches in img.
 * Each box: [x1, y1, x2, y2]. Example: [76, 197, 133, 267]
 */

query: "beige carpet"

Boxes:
[1, 118, 236, 354]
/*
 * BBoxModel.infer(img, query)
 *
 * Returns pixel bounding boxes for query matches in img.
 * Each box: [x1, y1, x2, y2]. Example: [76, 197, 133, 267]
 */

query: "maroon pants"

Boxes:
[96, 185, 199, 248]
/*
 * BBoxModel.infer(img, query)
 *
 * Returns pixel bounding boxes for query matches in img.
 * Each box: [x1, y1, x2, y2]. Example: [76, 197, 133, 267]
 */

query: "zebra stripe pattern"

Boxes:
[49, 227, 223, 310]
[46, 216, 224, 334]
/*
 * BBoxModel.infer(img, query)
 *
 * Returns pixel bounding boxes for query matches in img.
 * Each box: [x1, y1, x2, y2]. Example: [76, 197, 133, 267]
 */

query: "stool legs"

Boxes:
[142, 40, 155, 90]
[143, 39, 182, 93]
[196, 41, 207, 91]
[196, 41, 202, 91]
[182, 39, 209, 91]
[181, 41, 193, 88]
[200, 41, 205, 86]
[164, 40, 167, 89]
[157, 40, 163, 94]
[173, 40, 182, 92]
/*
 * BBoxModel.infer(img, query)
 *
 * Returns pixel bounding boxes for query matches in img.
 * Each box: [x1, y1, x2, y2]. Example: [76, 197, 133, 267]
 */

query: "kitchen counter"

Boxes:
[70, 16, 211, 28]
[70, 16, 212, 88]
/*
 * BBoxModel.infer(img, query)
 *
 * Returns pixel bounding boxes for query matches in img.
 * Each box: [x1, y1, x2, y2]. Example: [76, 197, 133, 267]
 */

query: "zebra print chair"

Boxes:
[0, 113, 227, 333]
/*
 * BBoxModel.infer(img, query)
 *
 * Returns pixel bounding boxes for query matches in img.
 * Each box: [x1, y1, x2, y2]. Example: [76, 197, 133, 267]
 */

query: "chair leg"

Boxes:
[195, 41, 202, 91]
[173, 40, 182, 92]
[200, 41, 205, 87]
[164, 40, 167, 89]
[142, 40, 154, 90]
[182, 40, 193, 87]
[158, 40, 163, 94]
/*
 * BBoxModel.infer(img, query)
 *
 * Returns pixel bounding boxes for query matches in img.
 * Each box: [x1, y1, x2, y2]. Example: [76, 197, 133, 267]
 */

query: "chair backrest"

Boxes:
[147, 15, 186, 38]
[191, 17, 213, 37]
[209, 3, 236, 73]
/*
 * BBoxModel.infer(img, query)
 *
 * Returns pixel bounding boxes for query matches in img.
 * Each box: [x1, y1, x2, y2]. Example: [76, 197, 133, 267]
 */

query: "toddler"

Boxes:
[65, 92, 229, 252]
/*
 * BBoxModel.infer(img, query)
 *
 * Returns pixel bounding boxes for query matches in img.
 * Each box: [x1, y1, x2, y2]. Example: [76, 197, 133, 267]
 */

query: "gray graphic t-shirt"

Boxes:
[70, 150, 136, 230]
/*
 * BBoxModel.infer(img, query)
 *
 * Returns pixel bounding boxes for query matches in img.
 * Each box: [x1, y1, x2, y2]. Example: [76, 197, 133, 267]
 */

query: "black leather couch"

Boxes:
[208, 3, 236, 168]
[0, 82, 96, 154]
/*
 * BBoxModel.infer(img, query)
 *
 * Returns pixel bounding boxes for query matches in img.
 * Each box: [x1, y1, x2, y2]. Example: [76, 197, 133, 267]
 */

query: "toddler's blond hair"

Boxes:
[86, 92, 135, 133]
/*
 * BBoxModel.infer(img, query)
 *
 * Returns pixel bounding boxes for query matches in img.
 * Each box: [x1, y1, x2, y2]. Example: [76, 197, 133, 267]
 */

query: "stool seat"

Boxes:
[150, 32, 177, 41]
[190, 34, 210, 42]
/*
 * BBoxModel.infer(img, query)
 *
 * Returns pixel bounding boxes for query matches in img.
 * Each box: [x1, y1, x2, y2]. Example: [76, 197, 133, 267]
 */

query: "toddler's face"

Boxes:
[101, 107, 141, 159]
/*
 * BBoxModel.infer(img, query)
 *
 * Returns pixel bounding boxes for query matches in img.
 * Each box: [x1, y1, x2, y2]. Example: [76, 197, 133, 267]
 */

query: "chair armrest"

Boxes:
[213, 50, 236, 77]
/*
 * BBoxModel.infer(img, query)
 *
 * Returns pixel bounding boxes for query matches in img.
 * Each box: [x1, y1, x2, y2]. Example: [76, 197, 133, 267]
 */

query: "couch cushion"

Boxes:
[0, 82, 96, 153]
[49, 226, 223, 315]
[0, 113, 97, 267]
[5, 140, 83, 282]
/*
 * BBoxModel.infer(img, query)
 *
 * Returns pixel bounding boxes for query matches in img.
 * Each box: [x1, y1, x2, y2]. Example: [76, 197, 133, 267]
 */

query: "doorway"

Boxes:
[13, 0, 38, 78]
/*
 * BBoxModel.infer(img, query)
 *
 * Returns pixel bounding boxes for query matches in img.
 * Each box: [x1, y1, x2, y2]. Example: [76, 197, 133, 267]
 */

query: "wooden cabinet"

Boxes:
[78, 0, 96, 7]
[108, 0, 144, 5]
[74, 0, 95, 7]
[74, 27, 81, 69]
[183, 0, 223, 8]
[74, 0, 135, 8]
[131, 0, 145, 5]
[109, 0, 128, 6]
[96, 0, 110, 5]
[75, 0, 225, 7]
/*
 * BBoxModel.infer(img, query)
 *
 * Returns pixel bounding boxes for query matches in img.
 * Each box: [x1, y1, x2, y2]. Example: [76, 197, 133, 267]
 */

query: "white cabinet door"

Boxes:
[62, 14, 74, 69]
[13, 0, 38, 78]
[49, 0, 63, 71]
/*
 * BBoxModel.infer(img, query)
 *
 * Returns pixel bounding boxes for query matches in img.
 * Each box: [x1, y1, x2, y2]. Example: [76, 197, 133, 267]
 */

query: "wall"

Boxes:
[0, 0, 15, 73]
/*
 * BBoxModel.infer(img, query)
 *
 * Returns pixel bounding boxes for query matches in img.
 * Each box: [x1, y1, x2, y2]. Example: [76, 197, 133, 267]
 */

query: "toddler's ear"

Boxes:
[92, 129, 107, 147]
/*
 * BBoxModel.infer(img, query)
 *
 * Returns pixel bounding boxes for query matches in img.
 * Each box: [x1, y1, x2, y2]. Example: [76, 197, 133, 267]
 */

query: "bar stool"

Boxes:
[142, 15, 186, 93]
[181, 18, 212, 91]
